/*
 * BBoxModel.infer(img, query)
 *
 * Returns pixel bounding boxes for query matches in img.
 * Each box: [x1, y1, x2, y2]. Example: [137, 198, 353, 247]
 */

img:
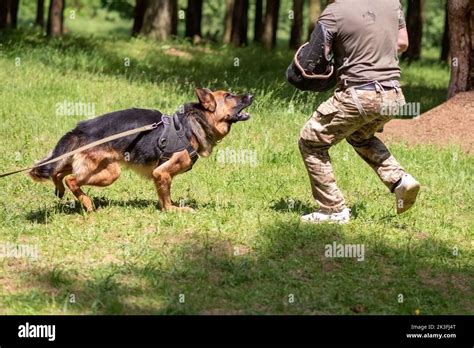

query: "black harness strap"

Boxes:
[158, 113, 199, 169]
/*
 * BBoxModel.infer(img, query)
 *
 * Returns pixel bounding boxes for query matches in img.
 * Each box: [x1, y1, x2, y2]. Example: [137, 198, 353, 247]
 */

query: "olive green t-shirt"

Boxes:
[318, 0, 406, 86]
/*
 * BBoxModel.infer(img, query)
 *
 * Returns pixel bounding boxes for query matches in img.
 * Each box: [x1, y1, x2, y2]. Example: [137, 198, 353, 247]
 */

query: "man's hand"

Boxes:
[397, 27, 409, 54]
[325, 44, 332, 59]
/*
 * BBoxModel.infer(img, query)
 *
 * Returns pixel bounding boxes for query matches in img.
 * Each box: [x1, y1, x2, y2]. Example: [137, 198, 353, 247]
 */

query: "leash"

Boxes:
[0, 122, 162, 179]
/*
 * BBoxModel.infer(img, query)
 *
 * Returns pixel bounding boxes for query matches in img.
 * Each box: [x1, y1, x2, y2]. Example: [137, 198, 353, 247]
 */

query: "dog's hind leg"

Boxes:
[52, 165, 72, 198]
[64, 150, 121, 212]
[64, 174, 94, 212]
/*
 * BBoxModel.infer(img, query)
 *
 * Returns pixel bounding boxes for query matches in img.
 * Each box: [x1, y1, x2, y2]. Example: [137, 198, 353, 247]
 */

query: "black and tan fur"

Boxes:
[29, 88, 253, 212]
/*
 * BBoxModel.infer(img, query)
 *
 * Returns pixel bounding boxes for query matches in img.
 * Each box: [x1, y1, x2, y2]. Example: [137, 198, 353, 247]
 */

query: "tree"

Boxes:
[289, 0, 304, 48]
[307, 0, 321, 39]
[185, 0, 203, 42]
[170, 0, 177, 36]
[223, 0, 233, 43]
[36, 0, 45, 28]
[223, 0, 248, 46]
[254, 0, 263, 42]
[262, 0, 280, 50]
[402, 0, 424, 62]
[131, 0, 147, 36]
[440, 1, 449, 61]
[447, 0, 473, 98]
[0, 0, 20, 29]
[140, 0, 177, 40]
[230, 0, 248, 46]
[47, 0, 65, 37]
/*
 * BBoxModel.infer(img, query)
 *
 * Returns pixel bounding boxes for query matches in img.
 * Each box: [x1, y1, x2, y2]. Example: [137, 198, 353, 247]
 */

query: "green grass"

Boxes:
[0, 28, 472, 315]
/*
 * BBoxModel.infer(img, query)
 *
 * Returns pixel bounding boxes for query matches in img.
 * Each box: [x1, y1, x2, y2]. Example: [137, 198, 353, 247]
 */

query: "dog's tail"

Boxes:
[28, 131, 81, 182]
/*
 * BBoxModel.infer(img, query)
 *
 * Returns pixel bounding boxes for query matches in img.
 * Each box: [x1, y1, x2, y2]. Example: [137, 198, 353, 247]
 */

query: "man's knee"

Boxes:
[346, 135, 369, 148]
[298, 136, 326, 152]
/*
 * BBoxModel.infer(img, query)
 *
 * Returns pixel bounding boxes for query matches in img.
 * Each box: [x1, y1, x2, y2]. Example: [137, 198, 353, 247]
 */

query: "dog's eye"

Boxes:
[225, 93, 232, 100]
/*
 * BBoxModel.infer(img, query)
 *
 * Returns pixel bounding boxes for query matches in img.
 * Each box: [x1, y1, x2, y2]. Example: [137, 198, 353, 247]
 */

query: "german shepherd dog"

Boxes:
[29, 88, 253, 212]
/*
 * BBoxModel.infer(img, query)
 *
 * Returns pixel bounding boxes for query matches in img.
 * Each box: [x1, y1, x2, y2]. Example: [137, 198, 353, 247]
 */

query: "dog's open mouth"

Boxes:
[229, 110, 251, 123]
[228, 94, 253, 123]
[236, 111, 250, 121]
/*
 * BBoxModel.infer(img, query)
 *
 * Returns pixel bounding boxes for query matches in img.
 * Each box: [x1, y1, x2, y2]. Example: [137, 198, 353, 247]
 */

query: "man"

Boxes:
[299, 0, 420, 224]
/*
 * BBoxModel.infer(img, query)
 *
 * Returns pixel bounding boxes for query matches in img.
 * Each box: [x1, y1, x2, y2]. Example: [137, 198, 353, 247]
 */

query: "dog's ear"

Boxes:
[195, 88, 216, 112]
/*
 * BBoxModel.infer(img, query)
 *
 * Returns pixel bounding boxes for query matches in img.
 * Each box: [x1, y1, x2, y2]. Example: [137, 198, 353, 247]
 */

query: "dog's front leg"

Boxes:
[152, 166, 195, 212]
[152, 168, 173, 211]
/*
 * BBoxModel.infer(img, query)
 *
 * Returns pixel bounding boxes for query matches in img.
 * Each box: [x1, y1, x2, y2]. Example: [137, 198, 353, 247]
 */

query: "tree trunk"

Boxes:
[47, 0, 65, 37]
[307, 0, 321, 40]
[0, 0, 7, 29]
[223, 0, 234, 44]
[447, 0, 473, 98]
[170, 0, 177, 36]
[0, 0, 20, 29]
[254, 0, 263, 42]
[289, 0, 304, 49]
[141, 0, 176, 41]
[36, 0, 45, 28]
[440, 0, 449, 61]
[132, 0, 147, 36]
[230, 0, 248, 46]
[262, 0, 280, 50]
[10, 0, 18, 28]
[402, 0, 424, 61]
[185, 0, 203, 42]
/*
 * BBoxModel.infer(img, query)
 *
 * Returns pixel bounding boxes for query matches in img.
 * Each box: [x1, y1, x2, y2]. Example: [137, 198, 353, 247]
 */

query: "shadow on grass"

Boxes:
[12, 217, 473, 315]
[25, 196, 202, 223]
[270, 198, 314, 215]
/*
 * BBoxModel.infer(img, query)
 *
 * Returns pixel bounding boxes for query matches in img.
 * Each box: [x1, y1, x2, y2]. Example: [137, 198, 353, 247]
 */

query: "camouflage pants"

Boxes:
[299, 87, 407, 213]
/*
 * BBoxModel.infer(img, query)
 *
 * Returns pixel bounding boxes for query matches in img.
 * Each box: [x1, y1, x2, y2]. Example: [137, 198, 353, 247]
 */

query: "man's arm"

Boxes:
[318, 4, 337, 59]
[397, 2, 408, 54]
[397, 27, 409, 53]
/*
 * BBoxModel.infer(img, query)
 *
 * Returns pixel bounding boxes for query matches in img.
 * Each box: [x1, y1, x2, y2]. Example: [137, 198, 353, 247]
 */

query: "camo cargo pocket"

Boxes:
[314, 99, 340, 127]
[316, 100, 339, 117]
[300, 99, 340, 143]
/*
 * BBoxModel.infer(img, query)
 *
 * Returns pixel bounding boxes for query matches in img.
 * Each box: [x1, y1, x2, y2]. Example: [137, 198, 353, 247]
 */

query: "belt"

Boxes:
[354, 83, 397, 91]
[345, 80, 400, 91]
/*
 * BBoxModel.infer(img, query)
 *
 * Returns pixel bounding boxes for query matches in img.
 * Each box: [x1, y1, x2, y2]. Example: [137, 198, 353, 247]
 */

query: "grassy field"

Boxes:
[0, 25, 472, 315]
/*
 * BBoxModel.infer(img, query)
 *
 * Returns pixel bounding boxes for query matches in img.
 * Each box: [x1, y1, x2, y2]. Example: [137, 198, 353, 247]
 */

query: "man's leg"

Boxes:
[346, 124, 405, 191]
[298, 139, 346, 213]
[345, 86, 420, 214]
[346, 117, 420, 214]
[298, 95, 367, 219]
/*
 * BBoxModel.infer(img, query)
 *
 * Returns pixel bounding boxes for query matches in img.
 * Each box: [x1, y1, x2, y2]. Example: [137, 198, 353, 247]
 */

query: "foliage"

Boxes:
[15, 0, 447, 55]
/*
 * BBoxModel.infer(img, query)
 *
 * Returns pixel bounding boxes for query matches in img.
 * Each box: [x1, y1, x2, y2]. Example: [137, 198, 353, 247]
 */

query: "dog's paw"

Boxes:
[55, 187, 65, 199]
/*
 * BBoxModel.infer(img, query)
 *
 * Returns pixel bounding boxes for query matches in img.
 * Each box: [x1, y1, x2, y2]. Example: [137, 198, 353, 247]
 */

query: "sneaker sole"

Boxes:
[396, 181, 420, 214]
[300, 217, 349, 225]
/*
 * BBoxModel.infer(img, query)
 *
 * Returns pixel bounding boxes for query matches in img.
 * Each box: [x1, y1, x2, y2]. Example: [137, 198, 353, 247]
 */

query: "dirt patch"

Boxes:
[164, 48, 192, 60]
[418, 268, 473, 309]
[381, 91, 474, 154]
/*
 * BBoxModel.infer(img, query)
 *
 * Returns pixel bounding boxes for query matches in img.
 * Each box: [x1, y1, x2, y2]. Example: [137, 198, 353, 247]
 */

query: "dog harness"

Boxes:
[0, 113, 199, 179]
[158, 113, 199, 169]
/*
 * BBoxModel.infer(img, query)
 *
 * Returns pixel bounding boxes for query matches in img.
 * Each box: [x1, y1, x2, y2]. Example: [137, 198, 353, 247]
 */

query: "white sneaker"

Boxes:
[394, 174, 420, 214]
[301, 208, 351, 224]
